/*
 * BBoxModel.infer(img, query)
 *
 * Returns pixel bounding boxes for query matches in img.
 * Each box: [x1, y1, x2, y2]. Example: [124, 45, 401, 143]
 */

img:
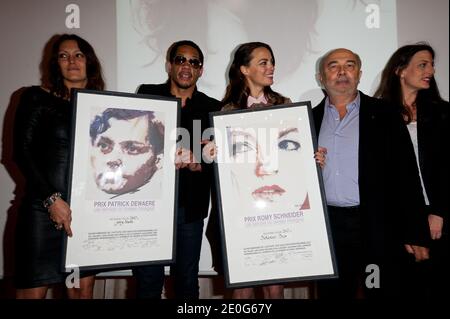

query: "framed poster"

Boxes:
[210, 102, 337, 288]
[63, 89, 180, 272]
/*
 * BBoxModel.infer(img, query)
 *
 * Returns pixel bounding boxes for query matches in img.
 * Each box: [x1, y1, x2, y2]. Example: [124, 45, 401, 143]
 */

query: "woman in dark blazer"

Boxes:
[13, 34, 105, 298]
[375, 42, 449, 299]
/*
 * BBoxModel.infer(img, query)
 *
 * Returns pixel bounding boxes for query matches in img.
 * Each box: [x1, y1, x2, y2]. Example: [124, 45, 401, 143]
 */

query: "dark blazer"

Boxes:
[137, 82, 221, 222]
[313, 91, 430, 262]
[13, 86, 72, 201]
[417, 100, 450, 233]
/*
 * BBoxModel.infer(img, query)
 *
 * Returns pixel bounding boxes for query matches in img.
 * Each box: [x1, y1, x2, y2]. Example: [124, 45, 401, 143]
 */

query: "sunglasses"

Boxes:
[173, 55, 203, 69]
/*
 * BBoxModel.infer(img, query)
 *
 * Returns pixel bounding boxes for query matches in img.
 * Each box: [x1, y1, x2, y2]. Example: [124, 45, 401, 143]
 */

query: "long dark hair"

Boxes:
[374, 42, 443, 123]
[46, 34, 105, 98]
[222, 42, 286, 109]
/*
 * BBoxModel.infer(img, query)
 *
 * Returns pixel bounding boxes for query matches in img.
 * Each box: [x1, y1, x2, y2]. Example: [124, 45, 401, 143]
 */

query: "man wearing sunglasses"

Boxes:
[132, 40, 221, 299]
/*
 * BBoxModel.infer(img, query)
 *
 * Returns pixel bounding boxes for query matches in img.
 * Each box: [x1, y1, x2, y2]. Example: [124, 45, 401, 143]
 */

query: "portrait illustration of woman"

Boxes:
[226, 119, 310, 218]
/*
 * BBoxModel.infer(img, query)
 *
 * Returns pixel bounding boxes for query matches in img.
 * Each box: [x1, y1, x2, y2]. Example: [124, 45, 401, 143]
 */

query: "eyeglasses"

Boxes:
[173, 55, 203, 69]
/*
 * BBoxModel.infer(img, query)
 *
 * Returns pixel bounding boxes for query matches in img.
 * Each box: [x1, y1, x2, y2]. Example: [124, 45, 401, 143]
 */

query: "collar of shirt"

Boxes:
[163, 81, 199, 106]
[325, 92, 361, 116]
[247, 94, 268, 107]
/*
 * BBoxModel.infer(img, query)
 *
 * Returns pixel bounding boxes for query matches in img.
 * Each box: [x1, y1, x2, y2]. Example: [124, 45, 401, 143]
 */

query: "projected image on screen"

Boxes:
[116, 0, 397, 275]
[117, 0, 397, 106]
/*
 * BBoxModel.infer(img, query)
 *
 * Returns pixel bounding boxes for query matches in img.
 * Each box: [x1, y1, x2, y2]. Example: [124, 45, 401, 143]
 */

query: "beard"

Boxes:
[173, 77, 195, 90]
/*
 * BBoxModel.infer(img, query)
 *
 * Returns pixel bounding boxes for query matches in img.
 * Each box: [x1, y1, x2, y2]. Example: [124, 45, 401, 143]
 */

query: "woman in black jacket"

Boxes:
[13, 34, 105, 298]
[375, 42, 449, 299]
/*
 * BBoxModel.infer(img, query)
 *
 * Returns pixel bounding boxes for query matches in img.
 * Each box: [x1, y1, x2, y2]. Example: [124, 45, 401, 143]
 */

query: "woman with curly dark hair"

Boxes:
[13, 34, 105, 299]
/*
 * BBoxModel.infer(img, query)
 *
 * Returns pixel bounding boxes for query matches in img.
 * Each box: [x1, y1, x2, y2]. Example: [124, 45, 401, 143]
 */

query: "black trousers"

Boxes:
[428, 233, 449, 300]
[132, 207, 204, 299]
[317, 205, 365, 299]
[317, 205, 437, 300]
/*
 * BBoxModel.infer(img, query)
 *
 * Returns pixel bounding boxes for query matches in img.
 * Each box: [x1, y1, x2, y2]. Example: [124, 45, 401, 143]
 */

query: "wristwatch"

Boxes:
[43, 192, 62, 209]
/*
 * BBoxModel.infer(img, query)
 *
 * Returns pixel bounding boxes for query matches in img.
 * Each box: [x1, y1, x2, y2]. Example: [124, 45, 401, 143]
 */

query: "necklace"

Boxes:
[403, 101, 417, 122]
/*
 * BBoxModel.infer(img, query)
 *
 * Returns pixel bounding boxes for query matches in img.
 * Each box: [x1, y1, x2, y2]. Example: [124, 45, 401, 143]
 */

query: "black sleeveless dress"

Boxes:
[13, 86, 74, 288]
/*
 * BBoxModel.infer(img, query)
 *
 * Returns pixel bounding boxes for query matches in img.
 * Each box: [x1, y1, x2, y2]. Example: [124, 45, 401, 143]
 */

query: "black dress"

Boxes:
[13, 86, 73, 288]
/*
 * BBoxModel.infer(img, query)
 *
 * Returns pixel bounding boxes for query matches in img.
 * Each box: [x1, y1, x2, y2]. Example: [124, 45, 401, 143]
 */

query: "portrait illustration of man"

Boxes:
[88, 107, 164, 199]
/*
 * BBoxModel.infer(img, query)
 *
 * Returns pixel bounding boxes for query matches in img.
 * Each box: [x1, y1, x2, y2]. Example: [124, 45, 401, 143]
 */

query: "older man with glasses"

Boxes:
[132, 40, 221, 299]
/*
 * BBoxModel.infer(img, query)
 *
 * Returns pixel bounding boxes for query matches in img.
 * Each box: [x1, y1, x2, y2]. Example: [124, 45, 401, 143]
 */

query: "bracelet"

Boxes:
[43, 192, 62, 209]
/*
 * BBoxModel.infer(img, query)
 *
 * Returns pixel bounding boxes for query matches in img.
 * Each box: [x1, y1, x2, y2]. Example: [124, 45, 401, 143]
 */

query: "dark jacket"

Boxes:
[137, 82, 221, 222]
[417, 100, 449, 233]
[13, 86, 72, 201]
[313, 91, 430, 262]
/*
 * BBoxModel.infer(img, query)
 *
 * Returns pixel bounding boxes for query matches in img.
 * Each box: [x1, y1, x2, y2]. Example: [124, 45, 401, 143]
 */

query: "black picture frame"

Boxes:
[210, 102, 337, 288]
[63, 89, 180, 272]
